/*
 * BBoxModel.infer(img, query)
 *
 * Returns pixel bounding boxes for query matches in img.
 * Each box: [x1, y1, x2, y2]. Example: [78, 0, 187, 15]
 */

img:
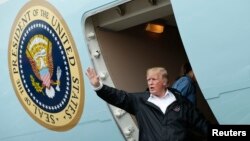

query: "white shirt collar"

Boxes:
[148, 90, 176, 114]
[150, 89, 169, 98]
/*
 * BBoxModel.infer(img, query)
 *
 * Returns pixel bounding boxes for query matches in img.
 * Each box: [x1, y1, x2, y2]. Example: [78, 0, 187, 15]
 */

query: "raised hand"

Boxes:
[85, 67, 101, 88]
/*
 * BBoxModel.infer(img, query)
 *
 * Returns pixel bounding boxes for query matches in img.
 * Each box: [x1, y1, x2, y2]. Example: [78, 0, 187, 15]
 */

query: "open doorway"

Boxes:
[85, 0, 217, 140]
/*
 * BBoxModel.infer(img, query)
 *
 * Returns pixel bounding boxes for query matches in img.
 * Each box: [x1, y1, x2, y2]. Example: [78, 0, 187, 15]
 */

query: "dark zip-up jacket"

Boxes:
[96, 85, 209, 141]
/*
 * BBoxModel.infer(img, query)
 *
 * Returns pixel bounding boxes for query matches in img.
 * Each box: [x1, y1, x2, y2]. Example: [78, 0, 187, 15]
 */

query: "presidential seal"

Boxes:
[8, 0, 84, 131]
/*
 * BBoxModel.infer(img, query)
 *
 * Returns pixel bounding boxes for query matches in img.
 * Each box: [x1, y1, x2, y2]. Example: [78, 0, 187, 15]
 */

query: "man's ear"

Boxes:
[163, 81, 169, 86]
[166, 81, 170, 87]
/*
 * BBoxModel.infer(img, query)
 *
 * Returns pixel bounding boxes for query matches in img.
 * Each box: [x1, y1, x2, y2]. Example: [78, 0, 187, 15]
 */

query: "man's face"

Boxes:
[147, 72, 166, 97]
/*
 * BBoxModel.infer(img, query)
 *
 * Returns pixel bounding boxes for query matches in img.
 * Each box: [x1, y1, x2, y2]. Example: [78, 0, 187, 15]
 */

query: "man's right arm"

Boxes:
[85, 67, 135, 114]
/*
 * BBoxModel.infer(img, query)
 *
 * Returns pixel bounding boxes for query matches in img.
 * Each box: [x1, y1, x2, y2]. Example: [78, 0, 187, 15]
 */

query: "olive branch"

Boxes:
[30, 75, 45, 95]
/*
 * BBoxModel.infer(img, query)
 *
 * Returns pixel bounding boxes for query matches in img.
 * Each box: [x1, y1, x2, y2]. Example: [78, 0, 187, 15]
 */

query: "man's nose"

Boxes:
[148, 80, 153, 85]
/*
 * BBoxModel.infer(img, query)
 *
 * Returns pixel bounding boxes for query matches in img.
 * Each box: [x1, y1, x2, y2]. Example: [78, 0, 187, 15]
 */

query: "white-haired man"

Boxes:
[86, 67, 209, 141]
